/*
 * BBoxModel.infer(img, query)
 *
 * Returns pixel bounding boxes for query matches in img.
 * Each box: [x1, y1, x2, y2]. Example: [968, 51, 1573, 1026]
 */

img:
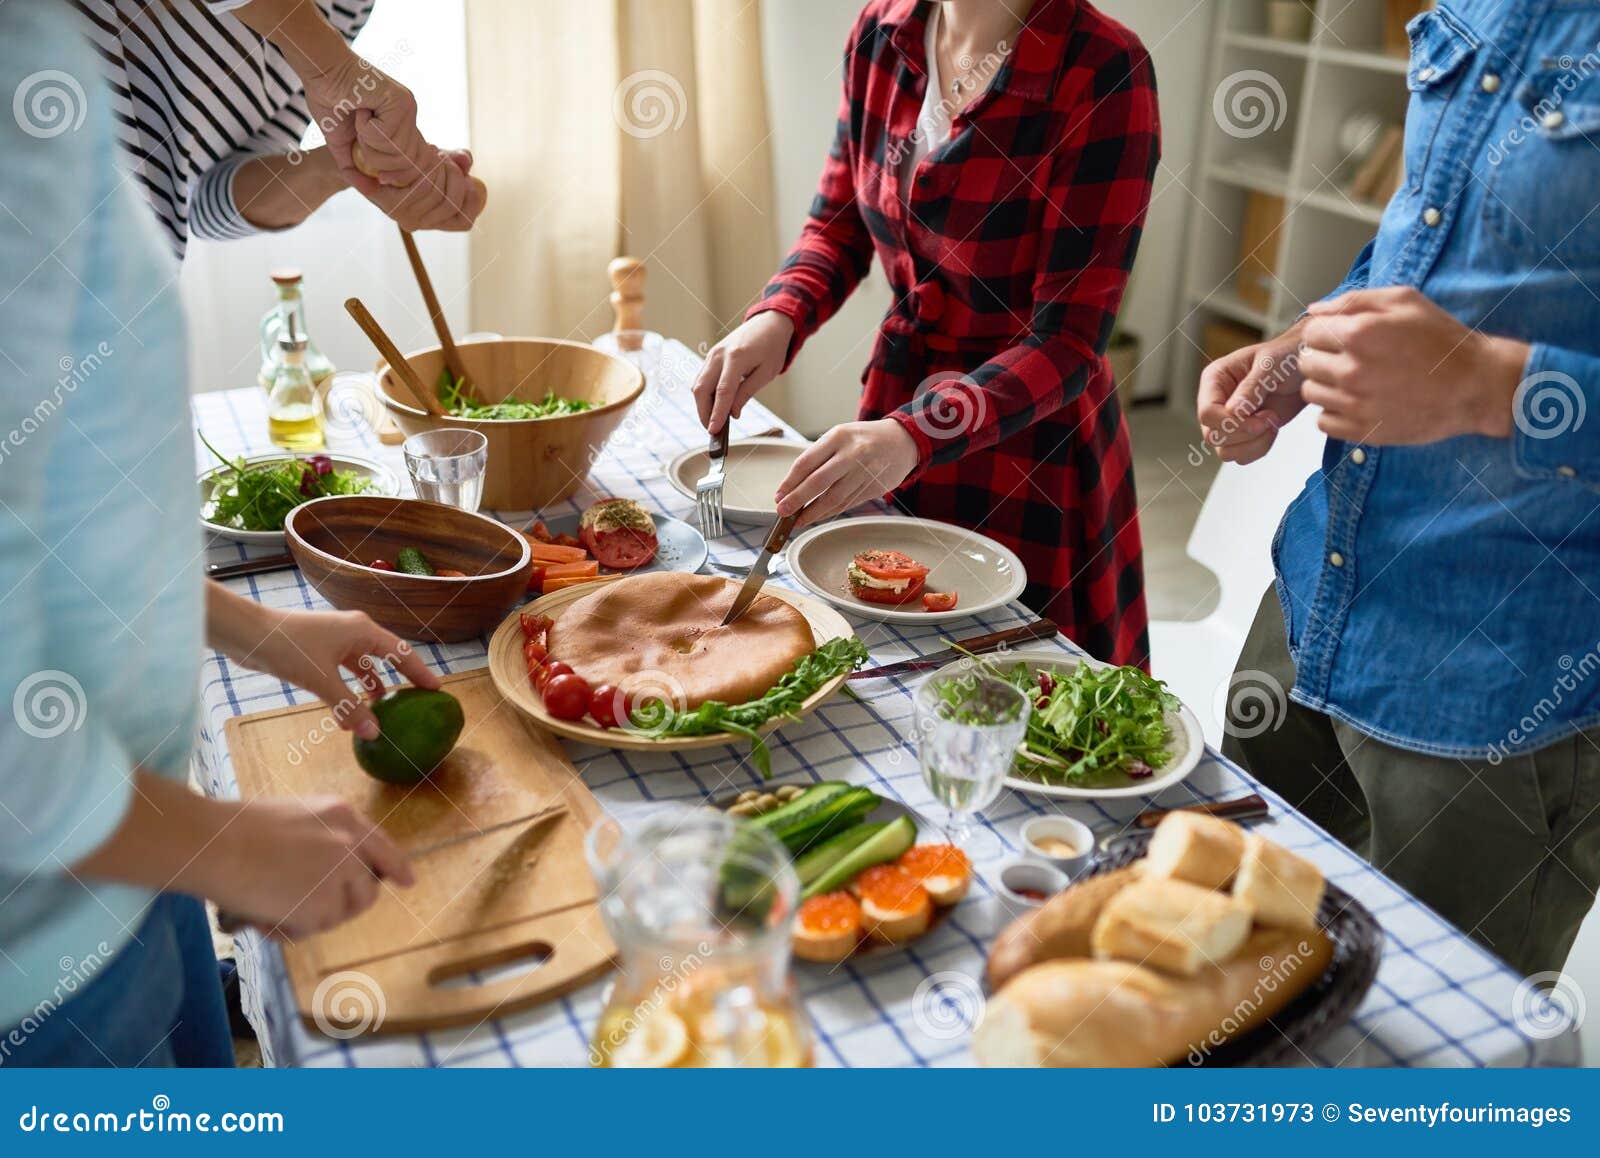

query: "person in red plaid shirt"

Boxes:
[693, 0, 1159, 666]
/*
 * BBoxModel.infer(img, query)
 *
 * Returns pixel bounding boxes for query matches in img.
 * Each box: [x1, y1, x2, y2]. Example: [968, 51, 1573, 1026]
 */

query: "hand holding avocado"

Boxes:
[207, 584, 441, 740]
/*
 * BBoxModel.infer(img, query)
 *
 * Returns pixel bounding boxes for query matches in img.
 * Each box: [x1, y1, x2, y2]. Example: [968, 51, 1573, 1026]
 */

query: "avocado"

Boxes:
[353, 688, 464, 784]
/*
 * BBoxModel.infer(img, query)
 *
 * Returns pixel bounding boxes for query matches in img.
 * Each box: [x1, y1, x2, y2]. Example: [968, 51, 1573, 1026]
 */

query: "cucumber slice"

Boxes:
[801, 814, 918, 899]
[793, 823, 886, 887]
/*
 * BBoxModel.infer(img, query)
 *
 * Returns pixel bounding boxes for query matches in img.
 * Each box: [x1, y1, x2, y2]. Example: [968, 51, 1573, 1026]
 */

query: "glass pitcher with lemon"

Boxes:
[585, 812, 811, 1068]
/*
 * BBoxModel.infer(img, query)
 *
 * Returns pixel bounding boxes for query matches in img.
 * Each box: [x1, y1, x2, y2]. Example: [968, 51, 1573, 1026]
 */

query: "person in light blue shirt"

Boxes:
[1198, 0, 1600, 977]
[0, 0, 433, 1066]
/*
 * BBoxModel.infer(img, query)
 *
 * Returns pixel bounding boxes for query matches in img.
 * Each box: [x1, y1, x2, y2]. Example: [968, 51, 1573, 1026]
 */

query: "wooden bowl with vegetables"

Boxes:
[285, 496, 532, 643]
[375, 338, 645, 509]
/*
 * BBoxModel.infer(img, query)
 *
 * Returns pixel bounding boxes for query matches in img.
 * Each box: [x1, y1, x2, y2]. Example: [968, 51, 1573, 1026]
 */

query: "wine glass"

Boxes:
[913, 665, 1031, 852]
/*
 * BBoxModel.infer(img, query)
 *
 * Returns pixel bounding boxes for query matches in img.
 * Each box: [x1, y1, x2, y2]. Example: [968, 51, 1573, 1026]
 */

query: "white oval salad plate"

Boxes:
[199, 452, 399, 546]
[966, 648, 1205, 801]
[785, 516, 1026, 624]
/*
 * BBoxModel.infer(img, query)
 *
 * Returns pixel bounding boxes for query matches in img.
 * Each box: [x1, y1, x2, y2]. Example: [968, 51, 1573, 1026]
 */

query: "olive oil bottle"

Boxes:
[267, 325, 325, 451]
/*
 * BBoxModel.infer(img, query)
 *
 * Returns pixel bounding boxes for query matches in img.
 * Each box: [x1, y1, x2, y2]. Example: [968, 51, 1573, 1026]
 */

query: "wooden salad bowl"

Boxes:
[486, 581, 856, 754]
[375, 337, 645, 509]
[285, 496, 532, 643]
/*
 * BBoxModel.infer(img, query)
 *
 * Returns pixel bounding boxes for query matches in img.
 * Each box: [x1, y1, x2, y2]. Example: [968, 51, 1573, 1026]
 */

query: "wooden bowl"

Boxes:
[376, 338, 645, 509]
[285, 496, 532, 643]
[486, 580, 855, 753]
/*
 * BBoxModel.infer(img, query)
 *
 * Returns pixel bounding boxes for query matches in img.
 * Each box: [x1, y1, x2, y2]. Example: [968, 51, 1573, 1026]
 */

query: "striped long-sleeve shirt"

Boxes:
[72, 0, 372, 258]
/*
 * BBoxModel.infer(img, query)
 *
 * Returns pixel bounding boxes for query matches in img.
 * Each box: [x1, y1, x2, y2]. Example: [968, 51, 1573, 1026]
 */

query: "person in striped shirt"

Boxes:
[76, 0, 484, 258]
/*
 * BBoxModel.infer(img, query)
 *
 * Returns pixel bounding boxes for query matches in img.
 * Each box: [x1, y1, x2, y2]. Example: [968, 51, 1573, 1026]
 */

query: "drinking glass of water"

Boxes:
[404, 429, 488, 512]
[914, 665, 1031, 851]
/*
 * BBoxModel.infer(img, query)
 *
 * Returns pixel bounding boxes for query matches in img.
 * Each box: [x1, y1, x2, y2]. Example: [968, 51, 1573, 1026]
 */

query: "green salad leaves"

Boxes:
[630, 636, 870, 776]
[199, 432, 374, 532]
[989, 659, 1179, 786]
[437, 368, 594, 421]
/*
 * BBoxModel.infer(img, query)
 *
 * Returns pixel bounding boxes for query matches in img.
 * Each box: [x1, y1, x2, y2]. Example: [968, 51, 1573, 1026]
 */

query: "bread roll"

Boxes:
[1143, 811, 1246, 889]
[1091, 877, 1252, 977]
[985, 867, 1139, 990]
[1233, 834, 1325, 931]
[973, 928, 1335, 1067]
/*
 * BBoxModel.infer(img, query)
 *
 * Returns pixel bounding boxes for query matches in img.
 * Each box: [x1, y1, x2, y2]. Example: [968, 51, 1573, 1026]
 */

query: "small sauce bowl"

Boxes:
[994, 857, 1070, 919]
[1020, 814, 1095, 876]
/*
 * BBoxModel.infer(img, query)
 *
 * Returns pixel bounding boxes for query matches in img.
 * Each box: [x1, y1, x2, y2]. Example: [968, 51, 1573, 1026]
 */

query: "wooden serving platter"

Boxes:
[224, 669, 615, 1035]
[486, 580, 855, 753]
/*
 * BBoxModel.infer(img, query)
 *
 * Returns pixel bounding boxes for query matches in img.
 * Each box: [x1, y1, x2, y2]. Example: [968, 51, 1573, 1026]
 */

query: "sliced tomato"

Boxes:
[851, 574, 926, 605]
[553, 533, 583, 550]
[519, 612, 551, 642]
[853, 550, 930, 582]
[921, 591, 958, 612]
[526, 519, 555, 543]
[523, 638, 548, 667]
[526, 565, 547, 594]
[579, 524, 658, 570]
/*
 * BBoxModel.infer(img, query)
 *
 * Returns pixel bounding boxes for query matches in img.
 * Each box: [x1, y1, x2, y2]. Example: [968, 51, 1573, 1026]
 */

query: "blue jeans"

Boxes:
[1, 893, 235, 1067]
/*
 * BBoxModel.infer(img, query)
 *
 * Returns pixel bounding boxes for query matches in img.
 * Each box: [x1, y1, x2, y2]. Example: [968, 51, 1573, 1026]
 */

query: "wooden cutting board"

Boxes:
[224, 669, 615, 1035]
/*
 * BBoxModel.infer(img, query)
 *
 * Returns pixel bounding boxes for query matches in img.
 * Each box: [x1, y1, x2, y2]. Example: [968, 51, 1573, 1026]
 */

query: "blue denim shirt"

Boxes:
[1276, 0, 1600, 759]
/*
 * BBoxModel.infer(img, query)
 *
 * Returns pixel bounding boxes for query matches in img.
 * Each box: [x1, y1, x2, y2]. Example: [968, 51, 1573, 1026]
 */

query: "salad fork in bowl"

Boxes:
[694, 427, 729, 538]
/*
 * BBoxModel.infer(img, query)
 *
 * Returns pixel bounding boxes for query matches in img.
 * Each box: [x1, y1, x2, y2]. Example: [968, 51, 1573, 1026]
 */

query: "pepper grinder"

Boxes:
[608, 256, 647, 351]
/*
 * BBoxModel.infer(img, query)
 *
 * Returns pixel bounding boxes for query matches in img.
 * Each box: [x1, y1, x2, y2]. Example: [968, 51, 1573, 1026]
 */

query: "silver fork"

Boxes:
[694, 427, 729, 538]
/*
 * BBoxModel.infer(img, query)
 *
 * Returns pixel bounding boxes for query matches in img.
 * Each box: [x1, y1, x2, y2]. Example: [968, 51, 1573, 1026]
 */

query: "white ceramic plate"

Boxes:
[666, 437, 807, 524]
[199, 452, 399, 546]
[988, 648, 1206, 800]
[784, 516, 1026, 623]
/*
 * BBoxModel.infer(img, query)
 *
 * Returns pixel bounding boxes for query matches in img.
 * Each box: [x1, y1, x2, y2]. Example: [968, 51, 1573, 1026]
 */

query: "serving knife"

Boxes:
[848, 618, 1061, 680]
[720, 511, 799, 626]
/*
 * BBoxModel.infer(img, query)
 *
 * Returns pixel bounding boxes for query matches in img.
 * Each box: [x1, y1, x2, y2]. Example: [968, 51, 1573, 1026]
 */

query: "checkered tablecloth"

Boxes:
[191, 341, 1578, 1069]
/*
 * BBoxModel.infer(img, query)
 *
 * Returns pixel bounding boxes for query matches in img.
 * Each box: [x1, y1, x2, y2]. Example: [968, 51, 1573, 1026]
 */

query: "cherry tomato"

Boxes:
[370, 559, 395, 572]
[543, 673, 592, 721]
[523, 639, 548, 667]
[535, 660, 573, 694]
[588, 683, 626, 729]
[921, 591, 958, 612]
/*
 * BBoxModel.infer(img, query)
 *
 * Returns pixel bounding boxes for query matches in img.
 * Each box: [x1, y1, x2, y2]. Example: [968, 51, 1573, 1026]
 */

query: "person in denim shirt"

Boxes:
[1198, 0, 1600, 977]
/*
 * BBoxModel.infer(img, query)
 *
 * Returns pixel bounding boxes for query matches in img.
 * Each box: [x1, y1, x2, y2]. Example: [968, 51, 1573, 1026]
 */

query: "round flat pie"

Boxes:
[546, 572, 815, 708]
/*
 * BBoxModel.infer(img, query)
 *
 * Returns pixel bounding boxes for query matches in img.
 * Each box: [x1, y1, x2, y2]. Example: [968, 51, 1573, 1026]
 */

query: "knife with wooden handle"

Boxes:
[216, 806, 567, 935]
[1095, 795, 1270, 855]
[719, 512, 799, 626]
[848, 619, 1060, 679]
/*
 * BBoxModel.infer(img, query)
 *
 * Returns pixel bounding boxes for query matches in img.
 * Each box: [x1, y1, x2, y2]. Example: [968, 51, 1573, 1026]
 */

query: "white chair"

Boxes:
[1148, 409, 1327, 747]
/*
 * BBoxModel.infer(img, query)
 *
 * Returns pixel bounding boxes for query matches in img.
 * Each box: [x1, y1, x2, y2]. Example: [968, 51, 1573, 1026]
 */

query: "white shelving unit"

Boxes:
[1172, 0, 1419, 405]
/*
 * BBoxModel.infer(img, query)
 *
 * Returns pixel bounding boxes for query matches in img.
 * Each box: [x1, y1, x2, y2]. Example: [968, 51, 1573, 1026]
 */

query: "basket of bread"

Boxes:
[974, 811, 1382, 1067]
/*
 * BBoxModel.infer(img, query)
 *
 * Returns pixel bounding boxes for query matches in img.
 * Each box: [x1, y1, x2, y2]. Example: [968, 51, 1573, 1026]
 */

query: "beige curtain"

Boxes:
[464, 0, 779, 382]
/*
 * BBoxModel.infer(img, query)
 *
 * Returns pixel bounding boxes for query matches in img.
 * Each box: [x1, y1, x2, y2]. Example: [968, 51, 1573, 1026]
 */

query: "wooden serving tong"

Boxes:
[343, 296, 446, 418]
[399, 227, 472, 395]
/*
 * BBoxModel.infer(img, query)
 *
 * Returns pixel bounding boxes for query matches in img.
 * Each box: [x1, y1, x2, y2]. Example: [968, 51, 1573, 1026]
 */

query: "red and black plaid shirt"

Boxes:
[750, 0, 1158, 666]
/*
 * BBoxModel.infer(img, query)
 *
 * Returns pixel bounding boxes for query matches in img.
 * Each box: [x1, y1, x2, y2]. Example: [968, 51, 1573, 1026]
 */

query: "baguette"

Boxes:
[1091, 877, 1253, 977]
[985, 866, 1140, 991]
[1143, 811, 1246, 890]
[1233, 834, 1325, 931]
[973, 927, 1335, 1067]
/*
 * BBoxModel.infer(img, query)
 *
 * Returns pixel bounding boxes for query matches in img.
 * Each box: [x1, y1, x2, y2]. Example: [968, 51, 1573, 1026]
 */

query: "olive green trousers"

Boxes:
[1223, 590, 1600, 978]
